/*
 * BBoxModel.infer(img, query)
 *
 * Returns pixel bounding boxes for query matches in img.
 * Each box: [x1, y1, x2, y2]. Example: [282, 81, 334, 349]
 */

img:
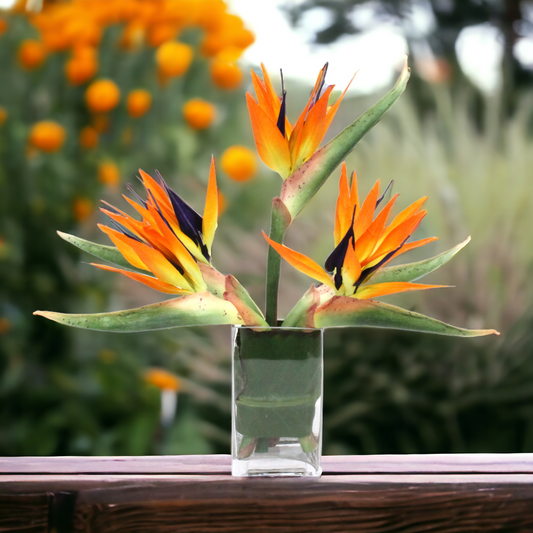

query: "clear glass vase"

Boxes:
[231, 325, 324, 477]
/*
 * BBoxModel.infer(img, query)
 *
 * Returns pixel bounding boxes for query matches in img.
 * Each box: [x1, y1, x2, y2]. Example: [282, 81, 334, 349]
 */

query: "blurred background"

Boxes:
[1, 0, 533, 456]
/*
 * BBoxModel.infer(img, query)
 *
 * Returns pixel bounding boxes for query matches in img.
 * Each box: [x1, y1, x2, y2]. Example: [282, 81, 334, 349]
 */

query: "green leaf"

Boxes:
[57, 231, 145, 273]
[368, 237, 471, 285]
[281, 60, 410, 219]
[34, 292, 245, 332]
[224, 275, 268, 327]
[313, 296, 499, 337]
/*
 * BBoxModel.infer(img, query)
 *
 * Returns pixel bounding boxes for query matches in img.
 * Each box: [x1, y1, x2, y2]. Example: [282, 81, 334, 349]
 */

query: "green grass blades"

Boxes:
[313, 296, 499, 337]
[34, 292, 245, 332]
[368, 237, 471, 285]
[280, 60, 410, 220]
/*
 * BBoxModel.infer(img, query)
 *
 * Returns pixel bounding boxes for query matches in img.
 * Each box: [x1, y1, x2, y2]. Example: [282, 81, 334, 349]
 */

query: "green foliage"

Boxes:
[1, 3, 532, 457]
[0, 5, 252, 456]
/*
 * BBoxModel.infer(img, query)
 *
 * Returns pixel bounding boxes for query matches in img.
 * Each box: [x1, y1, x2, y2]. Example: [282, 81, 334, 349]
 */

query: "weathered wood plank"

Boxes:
[2, 453, 533, 474]
[3, 475, 533, 533]
[2, 455, 533, 532]
[0, 493, 48, 533]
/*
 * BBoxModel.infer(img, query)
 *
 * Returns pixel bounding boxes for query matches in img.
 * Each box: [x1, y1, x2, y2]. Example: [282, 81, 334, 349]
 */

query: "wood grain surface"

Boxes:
[1, 455, 533, 532]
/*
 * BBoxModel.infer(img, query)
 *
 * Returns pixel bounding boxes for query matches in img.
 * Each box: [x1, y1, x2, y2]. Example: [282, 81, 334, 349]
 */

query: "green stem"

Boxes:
[265, 199, 291, 326]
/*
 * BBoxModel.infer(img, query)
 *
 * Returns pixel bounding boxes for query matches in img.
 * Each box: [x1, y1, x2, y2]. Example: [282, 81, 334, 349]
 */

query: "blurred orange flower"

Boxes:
[156, 41, 193, 78]
[0, 18, 8, 35]
[119, 21, 145, 50]
[18, 40, 46, 69]
[97, 161, 120, 187]
[0, 107, 7, 126]
[92, 114, 110, 133]
[210, 58, 242, 89]
[29, 121, 65, 152]
[183, 98, 216, 130]
[0, 317, 11, 335]
[65, 47, 98, 85]
[221, 145, 257, 182]
[147, 24, 178, 47]
[127, 89, 152, 118]
[73, 197, 93, 222]
[217, 190, 228, 215]
[85, 79, 120, 113]
[79, 126, 98, 149]
[144, 368, 181, 392]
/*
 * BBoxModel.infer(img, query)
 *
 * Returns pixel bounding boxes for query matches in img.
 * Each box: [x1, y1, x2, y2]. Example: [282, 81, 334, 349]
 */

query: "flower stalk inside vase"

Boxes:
[232, 326, 323, 476]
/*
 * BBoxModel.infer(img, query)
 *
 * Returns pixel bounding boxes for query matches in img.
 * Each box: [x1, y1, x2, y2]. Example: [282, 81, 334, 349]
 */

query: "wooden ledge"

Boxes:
[2, 454, 533, 532]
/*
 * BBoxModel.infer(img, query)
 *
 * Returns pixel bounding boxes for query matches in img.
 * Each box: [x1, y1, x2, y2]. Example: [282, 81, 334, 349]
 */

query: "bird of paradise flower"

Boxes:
[35, 60, 498, 340]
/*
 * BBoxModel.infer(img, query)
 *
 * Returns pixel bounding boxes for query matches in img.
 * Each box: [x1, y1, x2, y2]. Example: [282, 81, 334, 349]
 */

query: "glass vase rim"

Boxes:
[233, 324, 324, 332]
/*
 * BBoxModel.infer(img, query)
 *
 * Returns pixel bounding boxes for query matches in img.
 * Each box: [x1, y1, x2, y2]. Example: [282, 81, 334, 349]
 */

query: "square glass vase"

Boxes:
[231, 325, 324, 477]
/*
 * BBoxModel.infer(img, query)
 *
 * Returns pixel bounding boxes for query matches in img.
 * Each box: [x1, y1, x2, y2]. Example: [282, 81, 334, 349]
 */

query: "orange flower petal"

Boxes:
[380, 237, 439, 268]
[251, 70, 276, 120]
[145, 203, 206, 291]
[334, 162, 353, 246]
[382, 196, 427, 241]
[252, 65, 292, 138]
[354, 193, 399, 262]
[341, 238, 361, 293]
[202, 156, 218, 255]
[99, 206, 145, 238]
[98, 224, 147, 271]
[260, 63, 281, 108]
[92, 263, 188, 295]
[139, 169, 174, 214]
[324, 71, 356, 131]
[291, 85, 333, 169]
[246, 93, 291, 178]
[125, 237, 194, 291]
[262, 231, 335, 289]
[353, 180, 381, 242]
[122, 195, 158, 227]
[349, 170, 359, 210]
[365, 211, 427, 266]
[354, 281, 448, 300]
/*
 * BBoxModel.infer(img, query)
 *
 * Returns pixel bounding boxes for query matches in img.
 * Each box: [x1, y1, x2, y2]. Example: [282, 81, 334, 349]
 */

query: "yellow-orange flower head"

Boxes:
[85, 79, 121, 113]
[29, 121, 66, 153]
[0, 107, 7, 127]
[73, 197, 93, 222]
[79, 126, 98, 149]
[65, 48, 98, 86]
[221, 146, 257, 182]
[156, 41, 193, 78]
[98, 161, 120, 188]
[144, 368, 180, 392]
[127, 89, 152, 118]
[210, 59, 243, 89]
[183, 98, 216, 130]
[18, 40, 46, 70]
